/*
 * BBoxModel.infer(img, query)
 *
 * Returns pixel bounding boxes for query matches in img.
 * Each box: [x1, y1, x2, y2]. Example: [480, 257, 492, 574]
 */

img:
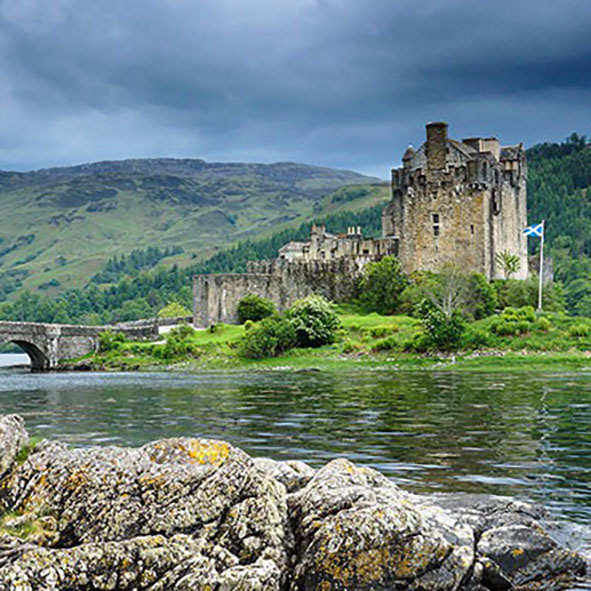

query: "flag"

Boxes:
[524, 222, 544, 238]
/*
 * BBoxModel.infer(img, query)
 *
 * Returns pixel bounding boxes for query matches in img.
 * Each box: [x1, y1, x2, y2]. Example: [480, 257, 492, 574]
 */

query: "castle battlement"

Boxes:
[193, 122, 529, 326]
[383, 122, 528, 280]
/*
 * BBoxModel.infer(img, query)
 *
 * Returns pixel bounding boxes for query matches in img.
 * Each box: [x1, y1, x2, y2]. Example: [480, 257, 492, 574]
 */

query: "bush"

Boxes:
[342, 339, 362, 354]
[416, 300, 466, 351]
[491, 306, 536, 337]
[494, 278, 565, 313]
[369, 326, 394, 338]
[467, 273, 497, 319]
[159, 324, 199, 359]
[239, 315, 296, 359]
[358, 256, 408, 315]
[569, 323, 591, 338]
[372, 335, 400, 351]
[98, 331, 125, 353]
[461, 327, 494, 349]
[237, 294, 276, 323]
[402, 332, 431, 353]
[286, 295, 341, 348]
[537, 317, 551, 332]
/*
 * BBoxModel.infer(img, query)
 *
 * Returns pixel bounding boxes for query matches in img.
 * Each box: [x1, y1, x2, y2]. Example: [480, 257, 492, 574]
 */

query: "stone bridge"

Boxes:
[0, 321, 158, 371]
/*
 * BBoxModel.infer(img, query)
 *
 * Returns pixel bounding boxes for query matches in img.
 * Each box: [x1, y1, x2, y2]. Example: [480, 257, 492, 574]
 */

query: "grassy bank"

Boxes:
[64, 307, 591, 373]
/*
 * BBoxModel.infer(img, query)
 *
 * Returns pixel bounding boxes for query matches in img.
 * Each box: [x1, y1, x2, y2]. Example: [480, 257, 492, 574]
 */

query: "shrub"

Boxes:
[462, 327, 494, 349]
[372, 335, 400, 351]
[358, 256, 408, 315]
[491, 306, 536, 337]
[369, 326, 392, 338]
[402, 332, 431, 353]
[98, 331, 125, 353]
[168, 323, 196, 340]
[286, 295, 341, 348]
[537, 317, 551, 332]
[467, 273, 497, 320]
[239, 315, 296, 359]
[494, 278, 565, 313]
[342, 339, 362, 354]
[416, 300, 466, 351]
[160, 324, 199, 359]
[569, 323, 591, 338]
[237, 294, 276, 323]
[244, 320, 254, 331]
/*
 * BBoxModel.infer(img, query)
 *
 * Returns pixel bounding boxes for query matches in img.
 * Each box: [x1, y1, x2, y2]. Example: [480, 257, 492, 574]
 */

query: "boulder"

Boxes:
[0, 415, 586, 590]
[0, 415, 28, 480]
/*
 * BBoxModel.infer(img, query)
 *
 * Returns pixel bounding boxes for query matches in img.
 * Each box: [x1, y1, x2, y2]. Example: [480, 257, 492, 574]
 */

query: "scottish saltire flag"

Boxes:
[524, 222, 544, 238]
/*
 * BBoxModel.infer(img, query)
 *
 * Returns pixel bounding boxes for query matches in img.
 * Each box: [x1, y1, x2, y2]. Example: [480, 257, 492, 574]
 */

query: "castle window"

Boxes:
[470, 224, 474, 235]
[482, 162, 488, 177]
[432, 213, 440, 237]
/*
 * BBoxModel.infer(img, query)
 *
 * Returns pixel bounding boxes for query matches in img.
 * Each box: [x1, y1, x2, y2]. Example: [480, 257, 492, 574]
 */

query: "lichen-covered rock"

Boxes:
[0, 415, 28, 480]
[0, 416, 587, 591]
[423, 494, 588, 590]
[254, 458, 316, 493]
[288, 458, 475, 590]
[0, 434, 290, 589]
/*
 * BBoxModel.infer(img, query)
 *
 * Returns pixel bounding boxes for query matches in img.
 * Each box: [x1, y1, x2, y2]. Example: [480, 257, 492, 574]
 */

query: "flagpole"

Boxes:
[538, 220, 545, 312]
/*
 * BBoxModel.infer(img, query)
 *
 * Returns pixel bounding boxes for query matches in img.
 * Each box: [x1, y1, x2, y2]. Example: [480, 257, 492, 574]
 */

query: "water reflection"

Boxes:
[0, 366, 590, 552]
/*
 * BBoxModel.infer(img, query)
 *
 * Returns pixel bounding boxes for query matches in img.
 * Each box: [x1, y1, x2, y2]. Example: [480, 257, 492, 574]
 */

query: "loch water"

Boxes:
[1, 354, 590, 574]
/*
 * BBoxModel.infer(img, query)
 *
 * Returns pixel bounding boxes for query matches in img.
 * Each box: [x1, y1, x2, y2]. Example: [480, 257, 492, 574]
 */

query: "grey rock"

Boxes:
[0, 416, 586, 591]
[0, 415, 28, 480]
[254, 458, 316, 493]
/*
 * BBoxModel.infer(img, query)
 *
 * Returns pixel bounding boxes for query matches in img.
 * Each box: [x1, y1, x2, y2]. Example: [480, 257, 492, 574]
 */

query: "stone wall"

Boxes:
[193, 259, 363, 327]
[384, 123, 529, 280]
[0, 321, 159, 371]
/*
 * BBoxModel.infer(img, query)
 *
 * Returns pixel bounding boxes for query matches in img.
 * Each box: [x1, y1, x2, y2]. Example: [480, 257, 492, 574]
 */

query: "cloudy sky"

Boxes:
[1, 0, 590, 177]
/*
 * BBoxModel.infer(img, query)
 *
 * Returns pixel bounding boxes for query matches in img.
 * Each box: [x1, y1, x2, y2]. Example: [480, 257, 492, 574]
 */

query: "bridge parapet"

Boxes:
[0, 321, 159, 371]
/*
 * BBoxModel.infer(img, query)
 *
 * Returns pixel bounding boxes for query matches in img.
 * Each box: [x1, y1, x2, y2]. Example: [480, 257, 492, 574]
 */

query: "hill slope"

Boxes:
[0, 158, 385, 298]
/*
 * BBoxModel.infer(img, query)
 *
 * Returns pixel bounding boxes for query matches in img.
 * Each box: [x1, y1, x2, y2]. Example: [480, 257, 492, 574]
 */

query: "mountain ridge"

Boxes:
[0, 157, 389, 299]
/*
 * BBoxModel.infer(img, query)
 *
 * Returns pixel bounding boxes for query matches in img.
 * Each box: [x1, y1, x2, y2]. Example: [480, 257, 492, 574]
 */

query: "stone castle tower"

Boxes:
[382, 122, 528, 280]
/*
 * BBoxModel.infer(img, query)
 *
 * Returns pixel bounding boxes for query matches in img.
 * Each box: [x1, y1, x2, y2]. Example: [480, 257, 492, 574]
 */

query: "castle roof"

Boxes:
[402, 145, 416, 161]
[449, 139, 477, 158]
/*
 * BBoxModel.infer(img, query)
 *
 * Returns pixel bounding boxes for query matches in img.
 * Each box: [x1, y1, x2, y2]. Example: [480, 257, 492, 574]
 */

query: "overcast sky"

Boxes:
[1, 0, 590, 177]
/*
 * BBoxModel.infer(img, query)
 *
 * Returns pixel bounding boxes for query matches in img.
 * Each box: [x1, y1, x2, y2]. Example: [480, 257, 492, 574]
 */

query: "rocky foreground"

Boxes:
[0, 415, 587, 590]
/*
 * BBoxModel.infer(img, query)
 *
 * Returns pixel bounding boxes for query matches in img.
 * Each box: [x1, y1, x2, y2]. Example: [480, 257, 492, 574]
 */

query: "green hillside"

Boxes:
[3, 133, 591, 325]
[0, 158, 385, 299]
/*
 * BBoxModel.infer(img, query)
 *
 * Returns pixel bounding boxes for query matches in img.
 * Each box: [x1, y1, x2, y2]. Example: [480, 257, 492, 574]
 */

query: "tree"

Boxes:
[424, 263, 469, 319]
[495, 250, 521, 279]
[358, 255, 408, 315]
[158, 301, 192, 318]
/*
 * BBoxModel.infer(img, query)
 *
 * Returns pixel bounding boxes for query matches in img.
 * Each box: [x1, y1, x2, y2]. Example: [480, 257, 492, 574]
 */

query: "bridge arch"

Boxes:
[8, 340, 48, 371]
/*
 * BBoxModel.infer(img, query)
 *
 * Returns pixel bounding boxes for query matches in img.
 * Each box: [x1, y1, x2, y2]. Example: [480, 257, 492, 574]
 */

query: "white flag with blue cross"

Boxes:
[524, 222, 544, 238]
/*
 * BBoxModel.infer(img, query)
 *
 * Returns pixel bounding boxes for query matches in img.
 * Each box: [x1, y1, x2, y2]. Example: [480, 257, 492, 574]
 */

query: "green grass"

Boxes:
[66, 308, 591, 373]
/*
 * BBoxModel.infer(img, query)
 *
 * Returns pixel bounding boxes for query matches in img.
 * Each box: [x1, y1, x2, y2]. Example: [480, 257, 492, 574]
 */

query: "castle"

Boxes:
[193, 122, 528, 327]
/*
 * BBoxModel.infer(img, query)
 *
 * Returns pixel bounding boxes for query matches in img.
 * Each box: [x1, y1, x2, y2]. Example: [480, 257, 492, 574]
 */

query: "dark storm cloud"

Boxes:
[1, 0, 590, 176]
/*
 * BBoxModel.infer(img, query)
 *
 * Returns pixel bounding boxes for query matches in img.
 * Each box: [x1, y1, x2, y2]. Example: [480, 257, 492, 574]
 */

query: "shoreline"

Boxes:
[59, 349, 591, 374]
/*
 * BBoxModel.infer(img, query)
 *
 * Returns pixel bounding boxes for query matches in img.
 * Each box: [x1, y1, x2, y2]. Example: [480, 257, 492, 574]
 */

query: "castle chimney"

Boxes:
[426, 122, 448, 170]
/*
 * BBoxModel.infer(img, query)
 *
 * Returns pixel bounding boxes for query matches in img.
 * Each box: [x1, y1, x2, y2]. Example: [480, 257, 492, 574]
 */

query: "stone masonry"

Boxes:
[383, 122, 528, 279]
[193, 122, 529, 326]
[0, 321, 157, 371]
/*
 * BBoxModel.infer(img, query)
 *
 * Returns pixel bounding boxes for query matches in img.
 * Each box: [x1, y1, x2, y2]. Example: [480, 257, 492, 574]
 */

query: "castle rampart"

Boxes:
[193, 122, 529, 326]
